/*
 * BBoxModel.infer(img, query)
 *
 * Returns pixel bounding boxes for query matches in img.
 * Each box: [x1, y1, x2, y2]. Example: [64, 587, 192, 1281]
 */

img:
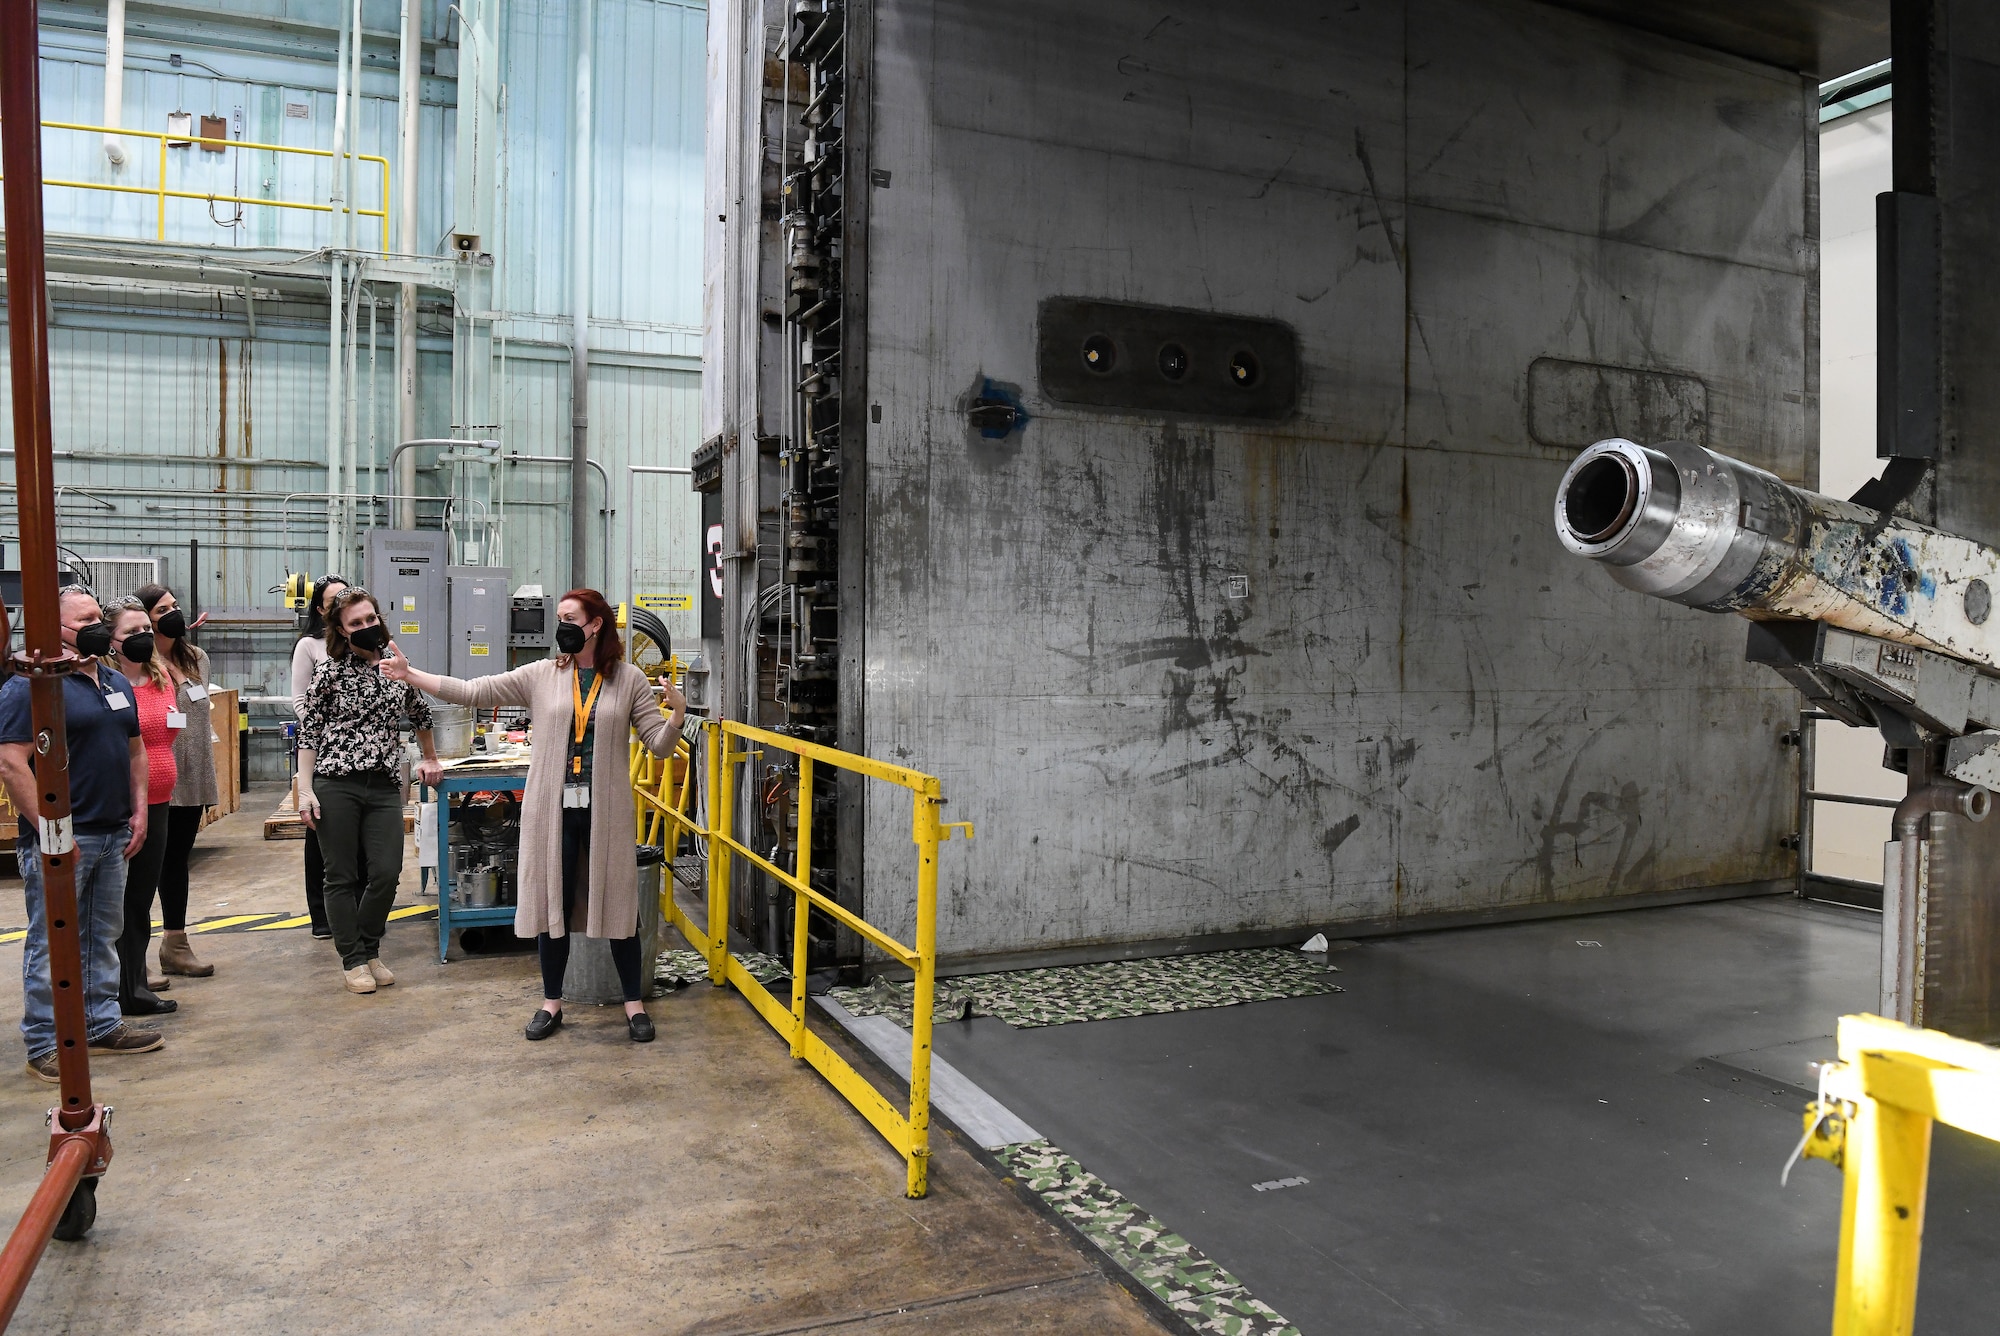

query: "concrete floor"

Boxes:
[0, 788, 1169, 1335]
[933, 897, 2000, 1336]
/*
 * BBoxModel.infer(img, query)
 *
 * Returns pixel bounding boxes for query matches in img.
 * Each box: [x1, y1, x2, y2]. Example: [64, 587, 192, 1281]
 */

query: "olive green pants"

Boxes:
[315, 771, 405, 970]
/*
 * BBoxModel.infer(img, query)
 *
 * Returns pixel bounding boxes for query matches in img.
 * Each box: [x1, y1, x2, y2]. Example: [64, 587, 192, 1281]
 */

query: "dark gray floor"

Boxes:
[933, 897, 2000, 1335]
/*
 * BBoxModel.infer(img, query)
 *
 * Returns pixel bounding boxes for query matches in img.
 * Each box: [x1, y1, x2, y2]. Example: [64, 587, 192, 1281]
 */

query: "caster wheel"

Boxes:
[52, 1178, 96, 1242]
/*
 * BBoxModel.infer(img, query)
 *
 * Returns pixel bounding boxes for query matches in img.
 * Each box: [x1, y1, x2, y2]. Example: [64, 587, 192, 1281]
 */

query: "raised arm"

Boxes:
[628, 669, 686, 758]
[380, 644, 539, 710]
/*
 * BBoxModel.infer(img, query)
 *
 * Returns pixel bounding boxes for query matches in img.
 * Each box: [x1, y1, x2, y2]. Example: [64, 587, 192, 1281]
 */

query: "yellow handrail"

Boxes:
[1797, 1013, 2000, 1334]
[0, 119, 391, 250]
[630, 718, 973, 1198]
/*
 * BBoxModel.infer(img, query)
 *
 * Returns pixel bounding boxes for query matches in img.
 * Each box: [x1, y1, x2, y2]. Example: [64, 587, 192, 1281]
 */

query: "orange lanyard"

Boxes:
[570, 668, 602, 778]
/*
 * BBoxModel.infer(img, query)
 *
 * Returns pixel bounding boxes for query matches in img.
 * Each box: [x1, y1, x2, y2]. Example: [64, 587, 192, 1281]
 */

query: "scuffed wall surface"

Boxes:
[860, 0, 1812, 955]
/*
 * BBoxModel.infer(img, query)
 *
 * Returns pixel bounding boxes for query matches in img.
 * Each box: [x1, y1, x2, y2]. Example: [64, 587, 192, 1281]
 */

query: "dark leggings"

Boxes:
[116, 801, 172, 998]
[539, 806, 642, 1002]
[157, 804, 205, 932]
[303, 827, 366, 933]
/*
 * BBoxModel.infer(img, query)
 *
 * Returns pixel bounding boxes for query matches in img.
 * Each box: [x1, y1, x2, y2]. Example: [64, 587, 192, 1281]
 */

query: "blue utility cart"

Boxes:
[420, 755, 530, 963]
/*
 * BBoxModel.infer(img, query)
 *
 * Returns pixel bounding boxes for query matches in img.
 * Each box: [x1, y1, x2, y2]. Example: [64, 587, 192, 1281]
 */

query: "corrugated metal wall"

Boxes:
[0, 0, 708, 696]
[493, 0, 707, 642]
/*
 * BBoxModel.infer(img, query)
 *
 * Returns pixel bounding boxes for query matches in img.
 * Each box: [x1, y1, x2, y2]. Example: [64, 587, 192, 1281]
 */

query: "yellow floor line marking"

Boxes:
[188, 914, 282, 932]
[247, 914, 316, 931]
[0, 907, 438, 943]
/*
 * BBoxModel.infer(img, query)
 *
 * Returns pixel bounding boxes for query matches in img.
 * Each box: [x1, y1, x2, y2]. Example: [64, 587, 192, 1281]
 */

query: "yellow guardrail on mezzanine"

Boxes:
[629, 718, 972, 1198]
[1794, 1013, 2000, 1335]
[0, 119, 391, 249]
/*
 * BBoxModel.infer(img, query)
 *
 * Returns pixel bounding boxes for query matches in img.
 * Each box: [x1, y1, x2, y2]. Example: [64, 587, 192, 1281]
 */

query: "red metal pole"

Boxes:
[0, 1139, 90, 1327]
[0, 0, 114, 1292]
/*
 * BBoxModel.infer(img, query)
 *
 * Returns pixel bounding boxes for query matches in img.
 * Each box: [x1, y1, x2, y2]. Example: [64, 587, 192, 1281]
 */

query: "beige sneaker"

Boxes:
[343, 964, 378, 994]
[366, 958, 395, 987]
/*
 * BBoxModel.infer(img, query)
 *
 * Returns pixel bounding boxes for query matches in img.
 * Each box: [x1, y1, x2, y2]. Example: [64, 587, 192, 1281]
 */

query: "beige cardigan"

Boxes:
[430, 659, 675, 940]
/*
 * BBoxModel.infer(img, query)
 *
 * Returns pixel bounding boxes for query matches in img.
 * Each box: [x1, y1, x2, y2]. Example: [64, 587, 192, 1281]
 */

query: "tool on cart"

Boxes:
[0, 10, 117, 1321]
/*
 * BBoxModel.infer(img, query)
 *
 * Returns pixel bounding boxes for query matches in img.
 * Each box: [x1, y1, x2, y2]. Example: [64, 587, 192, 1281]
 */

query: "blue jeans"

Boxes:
[20, 827, 129, 1060]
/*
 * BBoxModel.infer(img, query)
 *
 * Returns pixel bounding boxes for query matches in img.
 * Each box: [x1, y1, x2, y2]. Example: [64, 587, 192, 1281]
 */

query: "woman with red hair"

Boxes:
[383, 589, 685, 1041]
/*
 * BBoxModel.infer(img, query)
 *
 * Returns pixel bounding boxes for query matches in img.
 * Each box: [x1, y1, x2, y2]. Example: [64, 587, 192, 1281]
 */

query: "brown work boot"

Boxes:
[159, 931, 213, 977]
[24, 1052, 57, 1083]
[88, 1024, 164, 1055]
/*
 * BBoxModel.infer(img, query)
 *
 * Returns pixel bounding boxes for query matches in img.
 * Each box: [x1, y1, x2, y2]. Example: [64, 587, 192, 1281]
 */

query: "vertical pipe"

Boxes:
[1797, 712, 1816, 898]
[0, 0, 102, 1131]
[102, 0, 127, 166]
[570, 0, 594, 591]
[368, 285, 379, 527]
[347, 0, 365, 250]
[327, 0, 353, 569]
[396, 0, 421, 527]
[326, 257, 346, 575]
[345, 277, 361, 558]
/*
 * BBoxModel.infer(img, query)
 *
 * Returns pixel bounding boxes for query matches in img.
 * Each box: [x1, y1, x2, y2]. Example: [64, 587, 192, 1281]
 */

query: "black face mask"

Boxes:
[348, 624, 391, 653]
[156, 609, 186, 639]
[118, 632, 156, 665]
[555, 621, 588, 654]
[74, 621, 113, 658]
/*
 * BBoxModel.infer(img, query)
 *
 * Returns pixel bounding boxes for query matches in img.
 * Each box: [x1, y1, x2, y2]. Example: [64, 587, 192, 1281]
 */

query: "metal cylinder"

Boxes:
[1554, 438, 2000, 670]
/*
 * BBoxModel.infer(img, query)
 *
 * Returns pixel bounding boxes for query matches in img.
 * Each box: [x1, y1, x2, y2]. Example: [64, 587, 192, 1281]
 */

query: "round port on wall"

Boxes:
[1081, 334, 1116, 375]
[1229, 350, 1260, 387]
[1157, 342, 1189, 382]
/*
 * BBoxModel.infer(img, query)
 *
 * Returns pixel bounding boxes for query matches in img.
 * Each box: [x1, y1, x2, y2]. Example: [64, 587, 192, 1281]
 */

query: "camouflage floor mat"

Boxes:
[827, 947, 1341, 1029]
[654, 948, 789, 989]
[995, 1140, 1300, 1336]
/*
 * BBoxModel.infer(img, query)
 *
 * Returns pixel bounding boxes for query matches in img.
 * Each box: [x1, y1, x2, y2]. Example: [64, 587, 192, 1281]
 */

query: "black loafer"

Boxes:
[627, 1012, 655, 1043]
[525, 1007, 563, 1041]
[121, 990, 177, 1017]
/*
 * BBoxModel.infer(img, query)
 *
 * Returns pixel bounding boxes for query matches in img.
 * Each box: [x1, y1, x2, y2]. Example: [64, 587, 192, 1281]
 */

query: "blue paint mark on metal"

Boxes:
[1876, 538, 1933, 616]
[972, 377, 1030, 440]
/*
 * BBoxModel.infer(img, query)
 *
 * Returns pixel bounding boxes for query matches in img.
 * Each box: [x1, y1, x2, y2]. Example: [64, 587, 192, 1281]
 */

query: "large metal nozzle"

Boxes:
[1553, 437, 1801, 609]
[1554, 437, 2000, 673]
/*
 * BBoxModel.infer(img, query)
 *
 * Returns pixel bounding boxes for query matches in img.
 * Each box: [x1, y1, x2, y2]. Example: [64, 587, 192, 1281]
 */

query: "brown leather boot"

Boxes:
[159, 931, 214, 977]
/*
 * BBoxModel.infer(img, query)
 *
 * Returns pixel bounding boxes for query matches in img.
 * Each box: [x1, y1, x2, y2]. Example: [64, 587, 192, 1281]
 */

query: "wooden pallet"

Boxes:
[263, 786, 418, 841]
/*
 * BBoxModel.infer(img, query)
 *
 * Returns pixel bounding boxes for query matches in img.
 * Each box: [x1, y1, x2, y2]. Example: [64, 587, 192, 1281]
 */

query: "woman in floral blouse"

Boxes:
[296, 588, 443, 994]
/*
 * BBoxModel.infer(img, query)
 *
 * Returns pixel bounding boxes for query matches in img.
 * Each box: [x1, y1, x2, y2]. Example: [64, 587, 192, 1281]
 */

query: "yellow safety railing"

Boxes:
[630, 718, 972, 1198]
[1796, 1013, 2000, 1334]
[0, 119, 391, 249]
[629, 732, 697, 849]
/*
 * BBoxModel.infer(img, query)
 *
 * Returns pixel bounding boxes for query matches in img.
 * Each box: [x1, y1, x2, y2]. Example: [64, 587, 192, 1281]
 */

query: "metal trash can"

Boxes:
[563, 856, 665, 1002]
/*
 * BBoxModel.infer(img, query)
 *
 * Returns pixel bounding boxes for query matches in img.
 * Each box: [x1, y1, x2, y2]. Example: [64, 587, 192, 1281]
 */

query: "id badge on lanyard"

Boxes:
[568, 668, 602, 811]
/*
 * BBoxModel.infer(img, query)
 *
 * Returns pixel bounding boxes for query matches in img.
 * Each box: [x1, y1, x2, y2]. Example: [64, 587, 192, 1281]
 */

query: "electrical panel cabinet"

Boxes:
[448, 566, 510, 680]
[365, 530, 449, 674]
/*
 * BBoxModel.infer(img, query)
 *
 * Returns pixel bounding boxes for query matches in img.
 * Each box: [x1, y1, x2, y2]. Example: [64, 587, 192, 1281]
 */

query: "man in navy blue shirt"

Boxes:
[0, 587, 162, 1082]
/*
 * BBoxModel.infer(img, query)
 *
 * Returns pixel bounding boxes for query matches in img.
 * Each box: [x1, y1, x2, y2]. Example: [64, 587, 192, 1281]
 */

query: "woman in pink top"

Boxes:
[108, 600, 179, 1017]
